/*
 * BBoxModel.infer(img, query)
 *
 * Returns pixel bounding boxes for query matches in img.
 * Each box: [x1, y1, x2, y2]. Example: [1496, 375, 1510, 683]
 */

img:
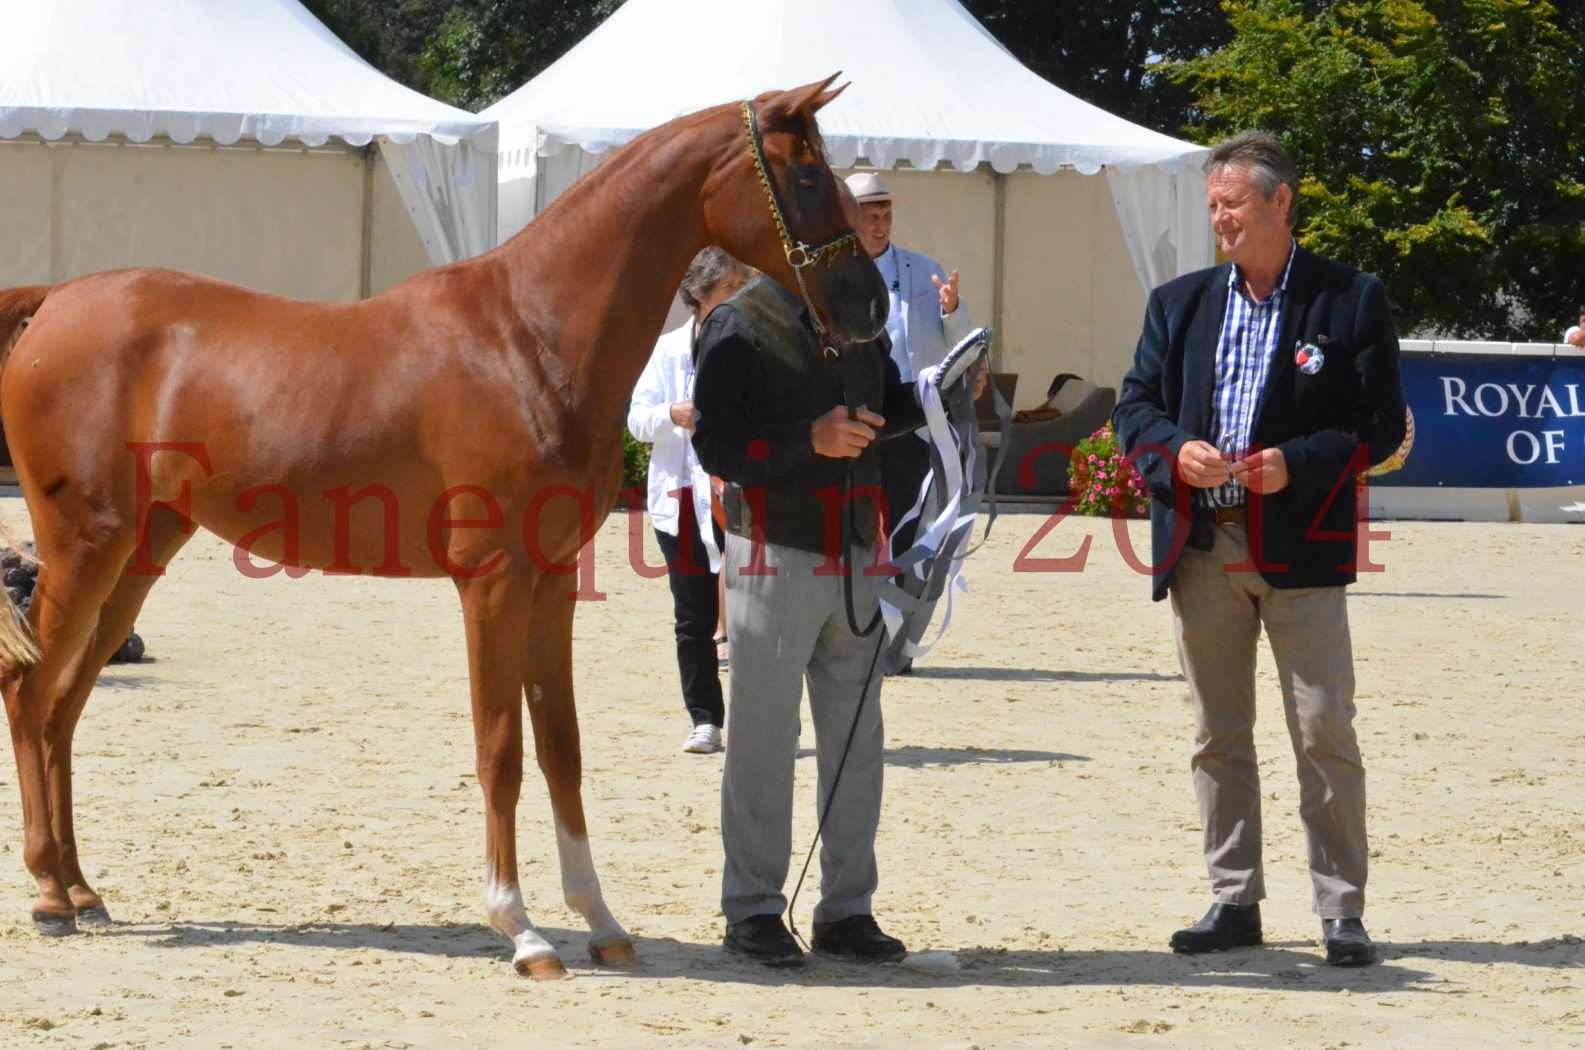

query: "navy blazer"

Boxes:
[1113, 246, 1407, 601]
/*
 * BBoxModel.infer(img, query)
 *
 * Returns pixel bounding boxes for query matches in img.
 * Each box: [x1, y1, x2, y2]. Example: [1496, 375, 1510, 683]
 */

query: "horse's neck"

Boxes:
[493, 119, 722, 417]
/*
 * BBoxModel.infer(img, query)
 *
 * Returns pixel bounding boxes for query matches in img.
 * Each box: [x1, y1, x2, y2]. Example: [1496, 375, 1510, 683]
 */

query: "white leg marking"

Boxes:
[483, 867, 557, 967]
[555, 821, 628, 945]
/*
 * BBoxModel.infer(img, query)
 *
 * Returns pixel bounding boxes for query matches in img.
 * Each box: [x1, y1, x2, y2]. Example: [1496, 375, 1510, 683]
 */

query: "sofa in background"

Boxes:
[974, 373, 1117, 497]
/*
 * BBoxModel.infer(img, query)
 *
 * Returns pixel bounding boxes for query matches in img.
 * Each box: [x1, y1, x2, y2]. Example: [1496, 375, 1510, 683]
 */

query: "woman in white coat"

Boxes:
[627, 248, 754, 753]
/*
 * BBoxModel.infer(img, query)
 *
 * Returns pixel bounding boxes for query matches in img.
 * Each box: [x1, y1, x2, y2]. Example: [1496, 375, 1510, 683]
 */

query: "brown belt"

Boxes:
[1209, 505, 1246, 526]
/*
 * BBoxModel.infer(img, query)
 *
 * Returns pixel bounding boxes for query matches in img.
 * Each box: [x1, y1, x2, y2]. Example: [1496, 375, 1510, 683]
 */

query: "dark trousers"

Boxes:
[654, 524, 725, 728]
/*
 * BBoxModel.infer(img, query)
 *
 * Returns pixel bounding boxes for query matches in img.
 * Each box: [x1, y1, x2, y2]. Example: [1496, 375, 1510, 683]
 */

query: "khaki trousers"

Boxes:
[1169, 522, 1367, 918]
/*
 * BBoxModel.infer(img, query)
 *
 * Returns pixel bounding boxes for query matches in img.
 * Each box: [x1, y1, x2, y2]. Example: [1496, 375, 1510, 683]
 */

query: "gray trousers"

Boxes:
[1170, 522, 1368, 918]
[720, 532, 886, 926]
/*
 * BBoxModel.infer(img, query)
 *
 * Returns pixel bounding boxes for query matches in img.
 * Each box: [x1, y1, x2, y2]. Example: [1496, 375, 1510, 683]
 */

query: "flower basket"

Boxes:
[1067, 423, 1149, 518]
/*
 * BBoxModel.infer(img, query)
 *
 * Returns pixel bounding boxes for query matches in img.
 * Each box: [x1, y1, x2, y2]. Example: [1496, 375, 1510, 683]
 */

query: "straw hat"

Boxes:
[844, 172, 894, 204]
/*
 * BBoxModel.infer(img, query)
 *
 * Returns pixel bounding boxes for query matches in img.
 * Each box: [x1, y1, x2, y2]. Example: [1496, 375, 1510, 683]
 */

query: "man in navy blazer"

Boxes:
[1114, 131, 1405, 967]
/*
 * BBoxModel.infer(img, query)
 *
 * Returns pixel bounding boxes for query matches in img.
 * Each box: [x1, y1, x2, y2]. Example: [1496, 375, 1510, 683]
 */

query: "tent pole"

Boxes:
[48, 141, 68, 283]
[359, 145, 376, 300]
[991, 170, 1007, 372]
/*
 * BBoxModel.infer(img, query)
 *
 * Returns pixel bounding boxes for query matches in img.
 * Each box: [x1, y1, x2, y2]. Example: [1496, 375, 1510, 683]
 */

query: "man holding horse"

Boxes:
[691, 257, 924, 967]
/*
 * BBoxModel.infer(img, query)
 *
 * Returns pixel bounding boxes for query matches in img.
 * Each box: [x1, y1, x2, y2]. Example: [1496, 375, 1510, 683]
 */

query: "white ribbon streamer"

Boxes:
[878, 363, 984, 658]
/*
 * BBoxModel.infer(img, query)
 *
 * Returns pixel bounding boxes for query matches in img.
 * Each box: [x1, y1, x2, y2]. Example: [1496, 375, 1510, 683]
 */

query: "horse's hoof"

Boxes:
[515, 953, 569, 981]
[75, 904, 112, 928]
[589, 937, 638, 968]
[32, 910, 78, 937]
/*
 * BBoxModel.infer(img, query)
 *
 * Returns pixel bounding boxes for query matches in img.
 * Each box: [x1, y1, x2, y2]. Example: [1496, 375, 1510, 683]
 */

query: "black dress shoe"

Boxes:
[724, 914, 805, 967]
[1169, 902, 1263, 954]
[1322, 917, 1378, 967]
[811, 914, 907, 962]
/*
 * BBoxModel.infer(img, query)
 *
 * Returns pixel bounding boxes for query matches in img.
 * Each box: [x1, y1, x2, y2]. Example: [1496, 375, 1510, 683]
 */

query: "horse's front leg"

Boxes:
[456, 568, 564, 980]
[52, 514, 191, 927]
[524, 570, 635, 967]
[4, 529, 134, 935]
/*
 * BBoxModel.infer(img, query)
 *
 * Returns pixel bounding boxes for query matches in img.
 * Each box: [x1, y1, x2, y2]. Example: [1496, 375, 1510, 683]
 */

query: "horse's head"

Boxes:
[705, 75, 887, 345]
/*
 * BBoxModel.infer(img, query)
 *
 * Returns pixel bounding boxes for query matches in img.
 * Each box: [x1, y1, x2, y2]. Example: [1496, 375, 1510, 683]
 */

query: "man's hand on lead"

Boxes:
[811, 405, 885, 459]
[1177, 439, 1232, 488]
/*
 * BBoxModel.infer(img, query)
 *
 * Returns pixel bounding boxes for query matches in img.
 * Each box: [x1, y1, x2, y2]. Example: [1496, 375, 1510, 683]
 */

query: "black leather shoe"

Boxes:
[811, 914, 907, 962]
[1169, 902, 1263, 954]
[724, 914, 805, 967]
[1322, 918, 1378, 966]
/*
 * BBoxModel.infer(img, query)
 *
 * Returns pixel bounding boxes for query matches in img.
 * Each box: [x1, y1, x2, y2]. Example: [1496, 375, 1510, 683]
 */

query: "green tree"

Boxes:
[300, 1, 626, 110]
[961, 1, 1233, 135]
[301, 0, 456, 97]
[1170, 0, 1585, 339]
[420, 1, 627, 111]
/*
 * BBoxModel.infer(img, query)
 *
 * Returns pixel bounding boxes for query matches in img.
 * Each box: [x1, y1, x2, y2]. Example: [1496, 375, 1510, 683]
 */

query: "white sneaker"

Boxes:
[682, 724, 723, 754]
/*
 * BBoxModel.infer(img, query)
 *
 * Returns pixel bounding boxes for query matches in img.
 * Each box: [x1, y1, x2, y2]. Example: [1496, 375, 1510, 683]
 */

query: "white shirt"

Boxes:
[625, 322, 721, 572]
[1565, 325, 1582, 345]
[874, 244, 910, 380]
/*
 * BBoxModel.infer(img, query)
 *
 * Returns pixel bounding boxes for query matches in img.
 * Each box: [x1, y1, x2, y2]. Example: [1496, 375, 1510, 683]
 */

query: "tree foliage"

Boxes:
[961, 1, 1231, 135]
[301, 0, 627, 112]
[1169, 0, 1585, 339]
[301, 0, 456, 99]
[420, 1, 626, 111]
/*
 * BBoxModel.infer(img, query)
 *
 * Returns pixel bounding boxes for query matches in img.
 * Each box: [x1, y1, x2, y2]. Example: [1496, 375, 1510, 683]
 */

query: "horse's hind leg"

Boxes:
[50, 511, 190, 927]
[455, 568, 566, 979]
[524, 571, 634, 968]
[3, 526, 136, 934]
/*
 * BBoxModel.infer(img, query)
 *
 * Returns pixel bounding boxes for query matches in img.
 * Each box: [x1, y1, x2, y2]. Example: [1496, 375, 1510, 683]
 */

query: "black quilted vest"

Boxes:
[719, 277, 888, 556]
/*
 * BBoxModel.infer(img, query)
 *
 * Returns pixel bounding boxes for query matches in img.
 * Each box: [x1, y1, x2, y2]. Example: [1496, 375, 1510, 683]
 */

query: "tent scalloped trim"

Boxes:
[0, 106, 496, 151]
[528, 126, 1204, 176]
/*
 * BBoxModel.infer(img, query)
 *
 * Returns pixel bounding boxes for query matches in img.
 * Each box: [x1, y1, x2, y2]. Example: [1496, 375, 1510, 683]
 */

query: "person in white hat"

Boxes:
[843, 171, 972, 676]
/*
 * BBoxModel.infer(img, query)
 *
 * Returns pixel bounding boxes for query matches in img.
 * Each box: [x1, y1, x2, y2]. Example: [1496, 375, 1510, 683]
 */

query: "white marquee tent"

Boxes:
[0, 0, 498, 303]
[482, 0, 1214, 401]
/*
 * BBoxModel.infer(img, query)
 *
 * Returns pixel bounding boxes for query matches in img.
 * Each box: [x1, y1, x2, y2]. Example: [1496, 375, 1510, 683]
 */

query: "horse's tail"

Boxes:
[0, 285, 49, 671]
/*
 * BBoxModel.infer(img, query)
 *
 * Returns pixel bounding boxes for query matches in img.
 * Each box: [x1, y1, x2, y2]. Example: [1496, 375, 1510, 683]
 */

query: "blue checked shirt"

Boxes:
[1202, 241, 1297, 508]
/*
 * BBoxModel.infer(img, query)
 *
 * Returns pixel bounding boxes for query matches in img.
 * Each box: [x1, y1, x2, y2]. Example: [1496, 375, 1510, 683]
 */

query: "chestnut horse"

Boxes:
[0, 76, 884, 979]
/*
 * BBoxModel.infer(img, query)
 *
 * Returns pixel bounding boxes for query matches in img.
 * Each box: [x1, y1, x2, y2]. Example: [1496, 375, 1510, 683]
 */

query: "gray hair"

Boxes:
[1205, 131, 1299, 227]
[678, 248, 755, 311]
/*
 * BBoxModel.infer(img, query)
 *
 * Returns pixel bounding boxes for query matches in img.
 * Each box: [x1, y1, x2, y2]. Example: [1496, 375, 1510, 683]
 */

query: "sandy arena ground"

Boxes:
[0, 496, 1581, 1049]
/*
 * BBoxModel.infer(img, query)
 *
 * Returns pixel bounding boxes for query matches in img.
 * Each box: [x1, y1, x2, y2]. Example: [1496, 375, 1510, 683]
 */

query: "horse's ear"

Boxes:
[810, 81, 849, 112]
[760, 73, 844, 125]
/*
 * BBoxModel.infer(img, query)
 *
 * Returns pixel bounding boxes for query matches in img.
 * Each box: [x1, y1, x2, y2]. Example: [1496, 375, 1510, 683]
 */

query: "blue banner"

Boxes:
[1375, 351, 1585, 488]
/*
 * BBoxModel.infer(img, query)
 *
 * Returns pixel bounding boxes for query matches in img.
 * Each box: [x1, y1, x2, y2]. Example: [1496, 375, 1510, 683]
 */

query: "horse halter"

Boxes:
[741, 99, 861, 352]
